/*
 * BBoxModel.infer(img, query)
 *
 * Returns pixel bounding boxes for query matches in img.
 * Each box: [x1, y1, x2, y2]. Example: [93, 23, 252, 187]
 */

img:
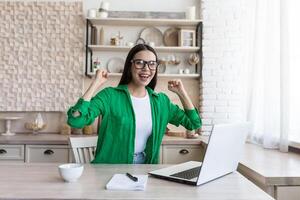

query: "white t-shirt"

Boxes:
[130, 92, 153, 154]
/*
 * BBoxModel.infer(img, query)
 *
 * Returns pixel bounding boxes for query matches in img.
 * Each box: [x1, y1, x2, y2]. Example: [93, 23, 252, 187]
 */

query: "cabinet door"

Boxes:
[159, 146, 163, 164]
[25, 145, 70, 163]
[162, 145, 204, 164]
[0, 145, 25, 162]
[277, 186, 300, 200]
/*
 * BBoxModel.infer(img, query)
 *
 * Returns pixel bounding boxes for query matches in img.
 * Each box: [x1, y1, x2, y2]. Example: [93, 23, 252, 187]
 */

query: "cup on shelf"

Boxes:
[98, 11, 108, 18]
[186, 6, 196, 20]
[88, 9, 97, 18]
[148, 41, 155, 47]
[100, 1, 110, 11]
[179, 69, 184, 74]
[126, 42, 134, 47]
[184, 69, 190, 74]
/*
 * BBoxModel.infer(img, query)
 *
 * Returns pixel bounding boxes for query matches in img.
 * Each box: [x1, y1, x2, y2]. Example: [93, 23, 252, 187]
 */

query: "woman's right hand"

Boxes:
[93, 69, 108, 87]
[82, 69, 109, 101]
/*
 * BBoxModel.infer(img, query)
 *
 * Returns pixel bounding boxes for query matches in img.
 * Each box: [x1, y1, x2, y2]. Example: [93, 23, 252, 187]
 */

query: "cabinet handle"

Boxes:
[44, 149, 54, 155]
[179, 149, 189, 155]
[0, 149, 7, 154]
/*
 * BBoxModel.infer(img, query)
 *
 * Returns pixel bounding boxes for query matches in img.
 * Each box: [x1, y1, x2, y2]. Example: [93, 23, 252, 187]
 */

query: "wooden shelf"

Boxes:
[87, 72, 200, 78]
[89, 45, 200, 53]
[87, 17, 202, 26]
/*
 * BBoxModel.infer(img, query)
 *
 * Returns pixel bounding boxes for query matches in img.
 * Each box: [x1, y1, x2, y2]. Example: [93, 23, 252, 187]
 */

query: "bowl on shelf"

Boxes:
[58, 163, 84, 182]
[24, 122, 47, 134]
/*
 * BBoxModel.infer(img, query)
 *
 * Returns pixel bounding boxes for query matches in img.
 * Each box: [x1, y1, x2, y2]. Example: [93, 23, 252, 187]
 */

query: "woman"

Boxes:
[67, 44, 201, 164]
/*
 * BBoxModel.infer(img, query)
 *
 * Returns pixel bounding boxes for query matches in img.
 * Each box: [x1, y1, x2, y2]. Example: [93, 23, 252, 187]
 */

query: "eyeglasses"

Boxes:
[131, 59, 158, 70]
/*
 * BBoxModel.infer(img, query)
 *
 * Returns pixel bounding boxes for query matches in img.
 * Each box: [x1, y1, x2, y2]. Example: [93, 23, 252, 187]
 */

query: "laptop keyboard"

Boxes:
[170, 166, 201, 180]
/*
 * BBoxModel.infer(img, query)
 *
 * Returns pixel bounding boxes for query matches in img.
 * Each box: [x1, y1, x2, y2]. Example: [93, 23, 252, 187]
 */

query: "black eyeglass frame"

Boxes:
[131, 59, 159, 70]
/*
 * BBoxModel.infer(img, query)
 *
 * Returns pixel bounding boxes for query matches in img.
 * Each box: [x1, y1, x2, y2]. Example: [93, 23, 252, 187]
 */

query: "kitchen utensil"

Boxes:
[188, 53, 200, 65]
[163, 27, 179, 46]
[0, 116, 22, 136]
[107, 57, 125, 73]
[157, 63, 166, 74]
[140, 27, 163, 46]
[58, 163, 84, 182]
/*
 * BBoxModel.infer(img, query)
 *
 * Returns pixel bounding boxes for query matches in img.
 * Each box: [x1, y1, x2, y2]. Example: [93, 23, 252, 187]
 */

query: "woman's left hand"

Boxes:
[168, 79, 186, 95]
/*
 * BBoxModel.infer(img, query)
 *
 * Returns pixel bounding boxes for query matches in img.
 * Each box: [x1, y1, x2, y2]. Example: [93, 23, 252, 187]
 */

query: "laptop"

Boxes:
[149, 122, 250, 186]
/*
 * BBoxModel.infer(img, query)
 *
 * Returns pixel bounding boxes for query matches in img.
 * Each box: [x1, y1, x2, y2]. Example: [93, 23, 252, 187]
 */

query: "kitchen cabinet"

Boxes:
[0, 144, 24, 162]
[84, 17, 202, 78]
[162, 144, 204, 164]
[0, 144, 70, 163]
[25, 145, 70, 163]
[238, 143, 300, 200]
[0, 134, 206, 164]
[160, 144, 204, 164]
[159, 135, 206, 164]
[276, 186, 300, 200]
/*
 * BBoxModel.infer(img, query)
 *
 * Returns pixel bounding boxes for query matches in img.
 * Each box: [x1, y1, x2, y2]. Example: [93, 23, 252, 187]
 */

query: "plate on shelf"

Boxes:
[106, 57, 125, 73]
[157, 63, 166, 74]
[163, 27, 179, 46]
[140, 27, 163, 46]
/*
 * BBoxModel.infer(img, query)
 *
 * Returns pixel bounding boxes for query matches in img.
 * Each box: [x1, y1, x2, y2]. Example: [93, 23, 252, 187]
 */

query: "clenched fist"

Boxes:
[93, 69, 108, 87]
[168, 79, 186, 95]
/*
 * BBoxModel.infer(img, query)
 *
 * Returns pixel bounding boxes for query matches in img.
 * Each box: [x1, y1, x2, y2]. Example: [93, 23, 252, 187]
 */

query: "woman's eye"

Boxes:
[148, 61, 155, 66]
[136, 60, 144, 65]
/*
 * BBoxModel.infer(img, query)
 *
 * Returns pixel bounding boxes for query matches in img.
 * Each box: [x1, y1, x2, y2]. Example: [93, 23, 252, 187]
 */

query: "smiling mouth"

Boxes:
[139, 74, 150, 79]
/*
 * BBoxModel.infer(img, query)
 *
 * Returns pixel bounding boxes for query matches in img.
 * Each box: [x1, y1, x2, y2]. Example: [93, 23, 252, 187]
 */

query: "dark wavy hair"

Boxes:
[118, 44, 158, 90]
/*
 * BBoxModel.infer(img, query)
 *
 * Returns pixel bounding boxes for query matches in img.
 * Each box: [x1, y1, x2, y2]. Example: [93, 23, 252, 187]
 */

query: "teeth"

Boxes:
[140, 74, 149, 78]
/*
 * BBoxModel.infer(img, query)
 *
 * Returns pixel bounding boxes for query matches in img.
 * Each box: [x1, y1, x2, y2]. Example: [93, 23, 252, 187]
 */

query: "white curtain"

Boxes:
[241, 0, 300, 151]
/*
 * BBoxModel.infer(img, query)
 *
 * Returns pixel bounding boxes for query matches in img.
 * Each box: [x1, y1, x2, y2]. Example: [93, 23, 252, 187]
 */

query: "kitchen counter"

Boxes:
[0, 163, 274, 200]
[0, 133, 206, 145]
[238, 143, 300, 199]
[239, 143, 300, 186]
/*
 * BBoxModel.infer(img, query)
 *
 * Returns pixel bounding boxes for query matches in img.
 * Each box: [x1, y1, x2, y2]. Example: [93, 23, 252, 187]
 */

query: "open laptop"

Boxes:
[149, 122, 250, 186]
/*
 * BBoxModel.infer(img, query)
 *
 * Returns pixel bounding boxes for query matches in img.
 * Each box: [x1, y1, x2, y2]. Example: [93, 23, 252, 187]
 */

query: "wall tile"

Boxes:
[0, 1, 84, 111]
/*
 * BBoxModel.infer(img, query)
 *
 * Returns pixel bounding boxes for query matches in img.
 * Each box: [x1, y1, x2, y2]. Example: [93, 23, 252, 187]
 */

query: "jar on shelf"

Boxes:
[24, 113, 46, 134]
[93, 57, 101, 72]
[83, 125, 93, 135]
[59, 112, 71, 135]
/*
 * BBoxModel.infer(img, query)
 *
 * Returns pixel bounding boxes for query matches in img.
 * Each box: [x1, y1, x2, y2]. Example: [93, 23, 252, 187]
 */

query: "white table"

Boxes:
[0, 116, 22, 136]
[0, 163, 274, 200]
[239, 143, 300, 199]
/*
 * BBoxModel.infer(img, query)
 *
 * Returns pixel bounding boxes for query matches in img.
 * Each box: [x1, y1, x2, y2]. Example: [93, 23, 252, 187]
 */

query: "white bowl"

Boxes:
[58, 163, 84, 182]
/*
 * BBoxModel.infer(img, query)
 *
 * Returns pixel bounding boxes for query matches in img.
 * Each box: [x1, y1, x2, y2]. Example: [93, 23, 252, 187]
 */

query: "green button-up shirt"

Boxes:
[67, 85, 201, 164]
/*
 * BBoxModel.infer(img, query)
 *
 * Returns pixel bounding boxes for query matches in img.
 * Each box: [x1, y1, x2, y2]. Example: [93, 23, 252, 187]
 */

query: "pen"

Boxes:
[126, 172, 138, 182]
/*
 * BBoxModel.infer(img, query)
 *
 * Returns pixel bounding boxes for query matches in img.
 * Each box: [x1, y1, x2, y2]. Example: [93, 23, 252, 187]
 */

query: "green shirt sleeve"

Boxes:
[67, 88, 109, 128]
[167, 96, 202, 130]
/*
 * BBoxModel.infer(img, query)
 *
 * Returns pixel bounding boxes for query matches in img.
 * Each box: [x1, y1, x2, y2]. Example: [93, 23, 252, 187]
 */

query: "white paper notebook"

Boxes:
[106, 174, 148, 191]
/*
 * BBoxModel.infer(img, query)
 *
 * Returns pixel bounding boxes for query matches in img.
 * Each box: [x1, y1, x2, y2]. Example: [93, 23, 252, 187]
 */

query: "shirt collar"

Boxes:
[116, 84, 159, 97]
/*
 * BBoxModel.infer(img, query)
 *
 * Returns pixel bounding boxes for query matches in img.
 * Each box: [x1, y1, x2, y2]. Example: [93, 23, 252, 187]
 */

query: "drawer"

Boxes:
[0, 145, 24, 161]
[162, 145, 204, 164]
[25, 145, 70, 163]
[276, 186, 300, 200]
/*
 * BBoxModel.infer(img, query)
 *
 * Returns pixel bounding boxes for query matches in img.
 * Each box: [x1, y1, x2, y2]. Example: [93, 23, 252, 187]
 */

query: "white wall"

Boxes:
[200, 0, 243, 134]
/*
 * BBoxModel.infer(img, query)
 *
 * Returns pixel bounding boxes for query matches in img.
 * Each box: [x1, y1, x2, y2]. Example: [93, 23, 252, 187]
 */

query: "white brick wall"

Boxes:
[201, 0, 243, 135]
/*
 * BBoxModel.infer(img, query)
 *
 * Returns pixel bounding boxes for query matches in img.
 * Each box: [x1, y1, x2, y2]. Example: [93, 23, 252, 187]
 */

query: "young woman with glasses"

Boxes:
[67, 44, 202, 164]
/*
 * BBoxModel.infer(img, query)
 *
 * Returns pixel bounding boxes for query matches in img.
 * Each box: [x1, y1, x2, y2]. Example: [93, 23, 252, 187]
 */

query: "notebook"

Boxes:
[106, 174, 148, 191]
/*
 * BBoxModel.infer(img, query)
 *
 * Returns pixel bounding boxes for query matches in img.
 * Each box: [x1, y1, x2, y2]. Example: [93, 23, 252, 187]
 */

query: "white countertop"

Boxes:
[0, 133, 206, 145]
[239, 143, 300, 186]
[0, 163, 274, 200]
